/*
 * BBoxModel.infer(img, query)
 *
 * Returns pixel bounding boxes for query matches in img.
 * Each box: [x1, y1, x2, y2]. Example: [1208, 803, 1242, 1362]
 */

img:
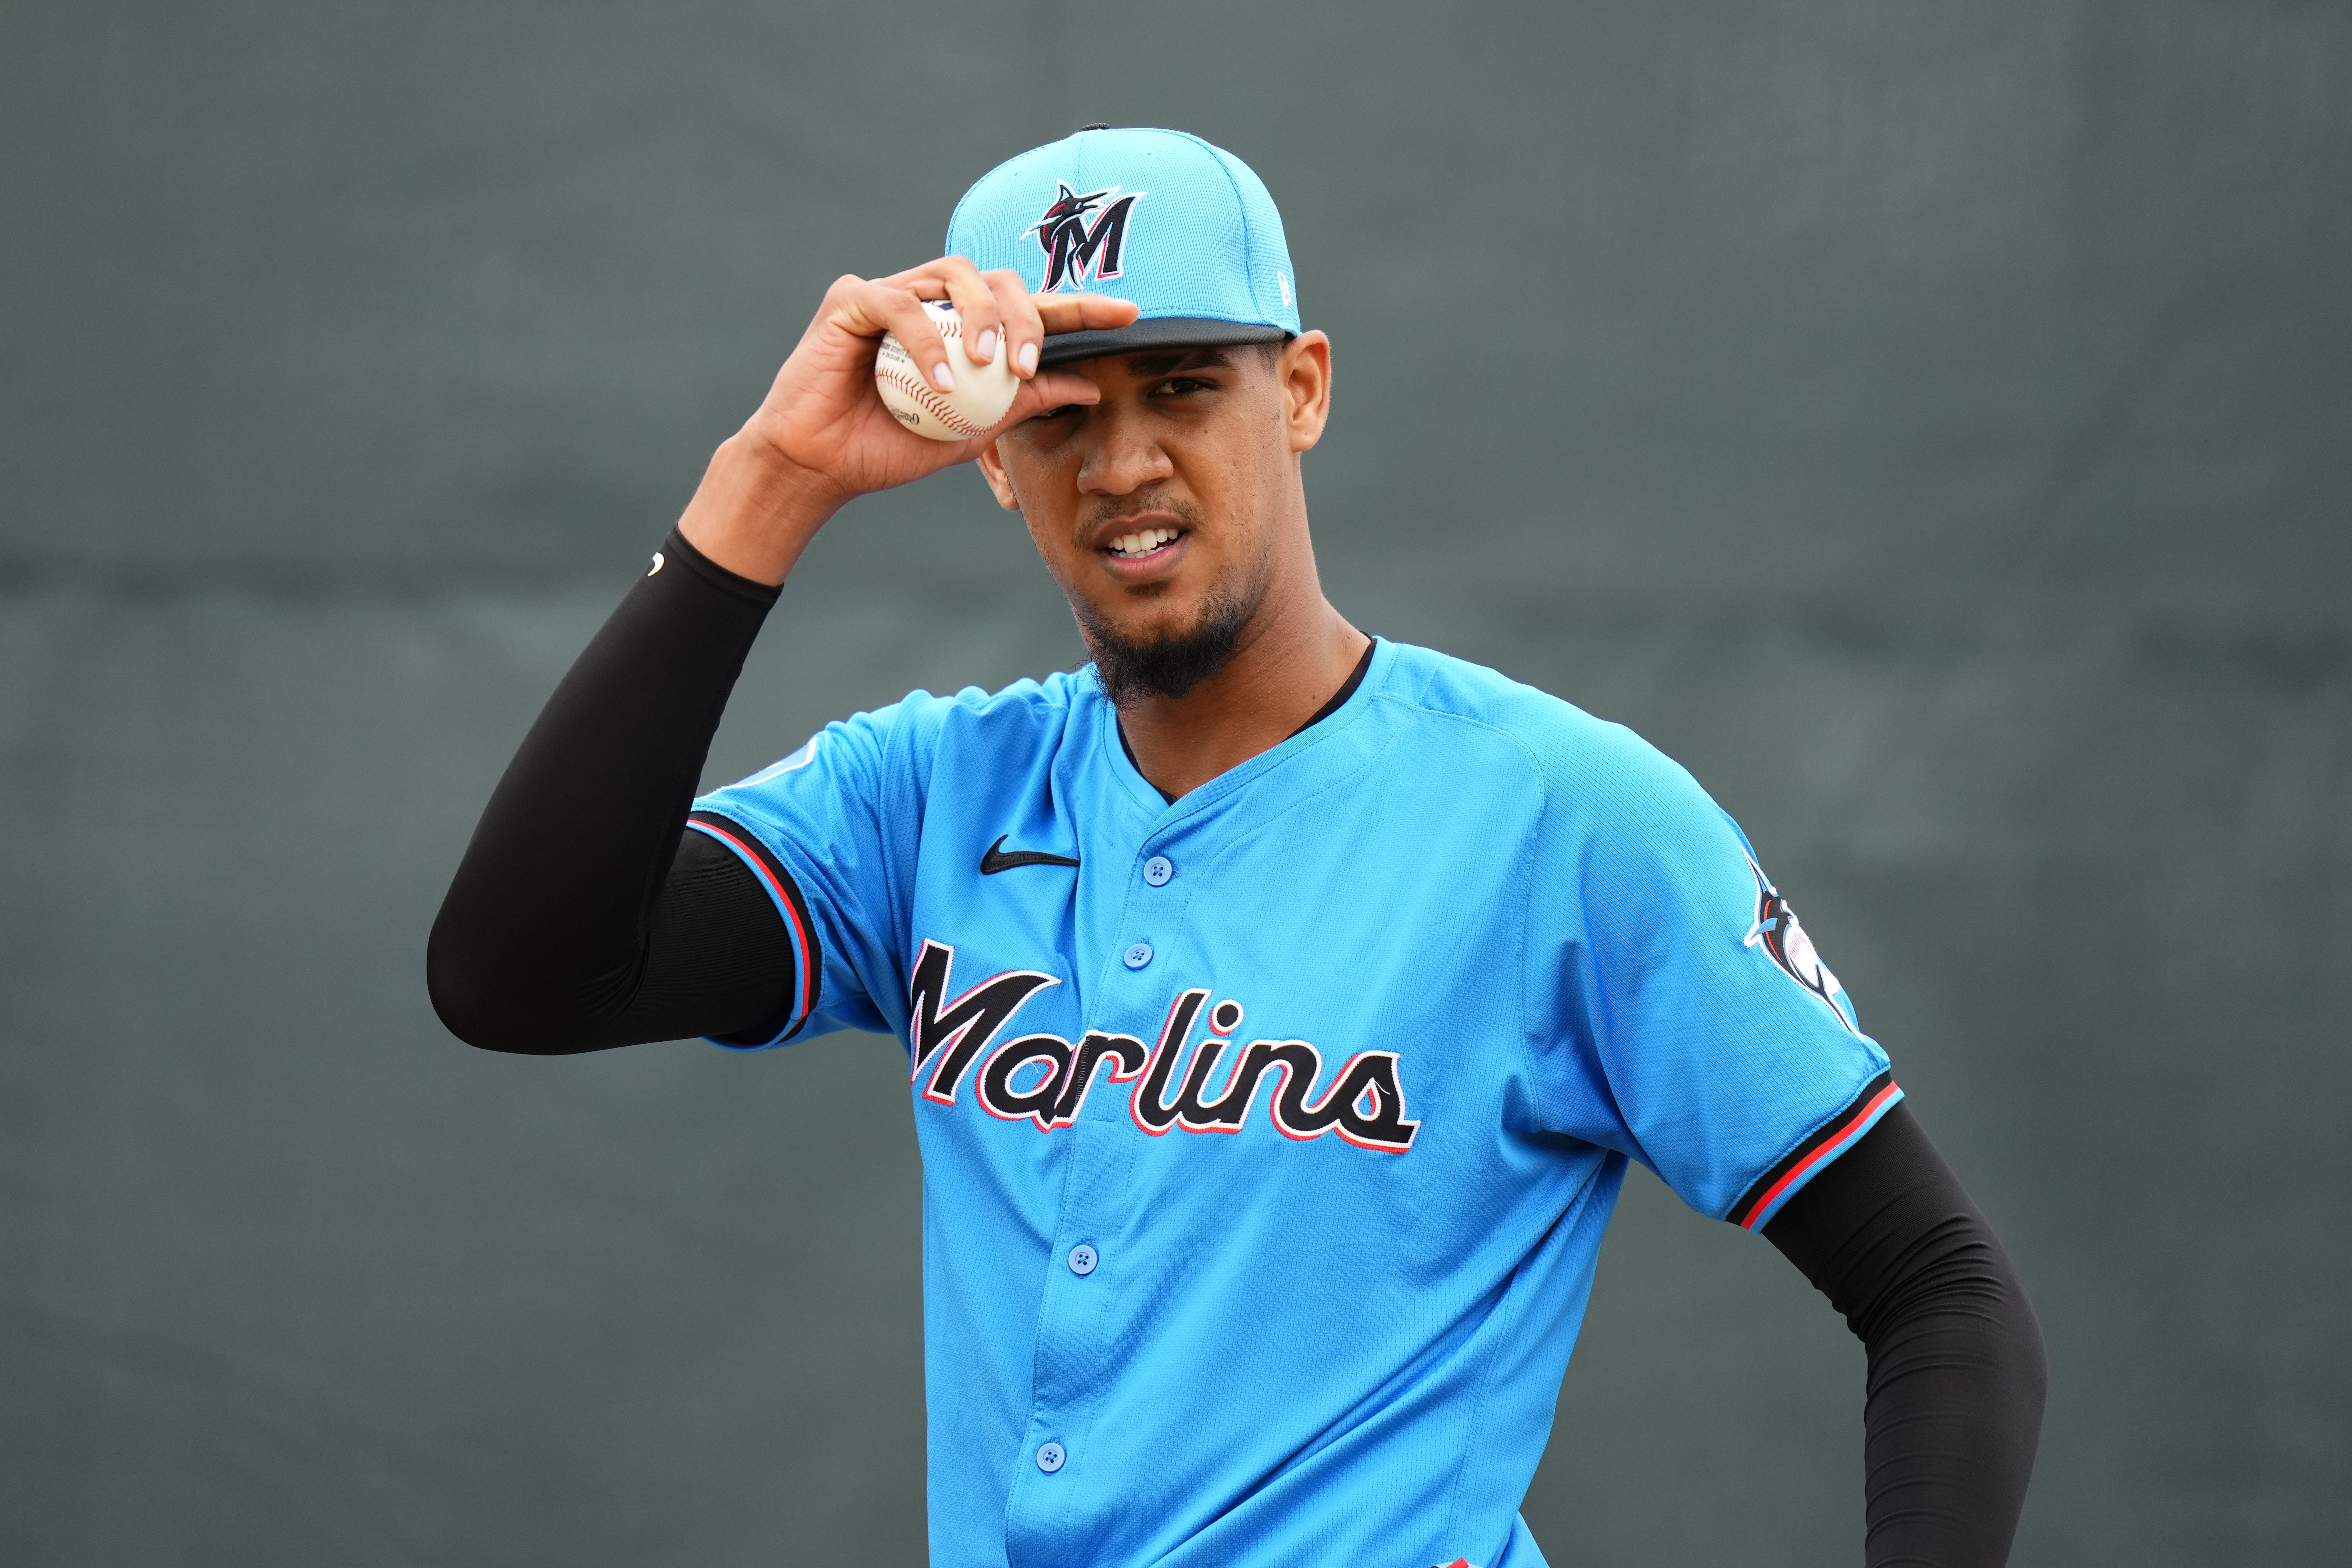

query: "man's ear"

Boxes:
[1280, 331, 1332, 454]
[975, 439, 1023, 511]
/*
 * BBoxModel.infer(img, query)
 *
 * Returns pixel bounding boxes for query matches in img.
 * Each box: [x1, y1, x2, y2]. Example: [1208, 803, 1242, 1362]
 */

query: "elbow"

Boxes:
[2004, 1253, 2051, 1422]
[1959, 1228, 2050, 1415]
[425, 919, 588, 1056]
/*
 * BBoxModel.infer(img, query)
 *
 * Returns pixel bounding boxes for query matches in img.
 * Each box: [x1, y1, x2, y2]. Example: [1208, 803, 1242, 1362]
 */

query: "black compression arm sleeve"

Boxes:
[426, 530, 796, 1053]
[1763, 1102, 2047, 1567]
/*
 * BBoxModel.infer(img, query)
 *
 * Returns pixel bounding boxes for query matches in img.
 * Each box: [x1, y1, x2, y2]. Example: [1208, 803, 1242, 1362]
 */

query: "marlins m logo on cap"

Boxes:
[1028, 183, 1145, 292]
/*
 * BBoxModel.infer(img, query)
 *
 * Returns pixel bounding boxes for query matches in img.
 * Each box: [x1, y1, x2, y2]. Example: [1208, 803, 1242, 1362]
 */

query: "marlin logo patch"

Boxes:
[1742, 853, 1857, 1033]
[1027, 182, 1144, 291]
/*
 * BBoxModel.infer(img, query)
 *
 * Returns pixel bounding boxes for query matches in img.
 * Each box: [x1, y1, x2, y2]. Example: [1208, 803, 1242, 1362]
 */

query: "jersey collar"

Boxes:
[1091, 636, 1396, 821]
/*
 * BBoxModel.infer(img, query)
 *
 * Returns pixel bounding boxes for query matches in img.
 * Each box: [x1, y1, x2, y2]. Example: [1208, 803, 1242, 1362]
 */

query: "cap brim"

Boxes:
[1037, 317, 1290, 369]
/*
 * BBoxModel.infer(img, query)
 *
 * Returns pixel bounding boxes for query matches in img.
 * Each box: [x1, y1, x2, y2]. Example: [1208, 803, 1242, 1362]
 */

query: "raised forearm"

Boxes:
[424, 526, 786, 1052]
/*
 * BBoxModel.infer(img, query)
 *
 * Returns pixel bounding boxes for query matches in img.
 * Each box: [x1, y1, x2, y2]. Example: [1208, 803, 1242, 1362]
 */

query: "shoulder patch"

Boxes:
[1741, 852, 1857, 1034]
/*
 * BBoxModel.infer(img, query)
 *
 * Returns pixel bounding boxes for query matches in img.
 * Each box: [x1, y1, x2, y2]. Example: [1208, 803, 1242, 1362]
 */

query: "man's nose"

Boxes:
[1075, 407, 1174, 496]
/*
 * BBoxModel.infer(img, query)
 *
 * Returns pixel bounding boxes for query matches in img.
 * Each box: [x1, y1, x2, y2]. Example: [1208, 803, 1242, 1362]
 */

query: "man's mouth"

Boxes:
[1102, 526, 1184, 560]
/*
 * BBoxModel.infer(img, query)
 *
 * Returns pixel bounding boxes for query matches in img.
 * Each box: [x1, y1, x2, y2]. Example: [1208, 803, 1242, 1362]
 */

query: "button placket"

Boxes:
[1014, 1111, 1129, 1548]
[1020, 830, 1191, 1533]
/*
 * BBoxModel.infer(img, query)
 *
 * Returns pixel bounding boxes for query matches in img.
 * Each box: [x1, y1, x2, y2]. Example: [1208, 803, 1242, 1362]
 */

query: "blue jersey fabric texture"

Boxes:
[690, 639, 1895, 1568]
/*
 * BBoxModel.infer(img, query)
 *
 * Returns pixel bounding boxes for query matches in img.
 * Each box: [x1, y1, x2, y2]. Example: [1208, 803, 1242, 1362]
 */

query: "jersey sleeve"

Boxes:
[683, 695, 939, 1048]
[1526, 725, 1900, 1229]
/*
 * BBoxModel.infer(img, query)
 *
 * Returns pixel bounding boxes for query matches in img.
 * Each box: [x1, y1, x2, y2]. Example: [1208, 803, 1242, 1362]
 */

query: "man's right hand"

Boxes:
[678, 258, 1139, 584]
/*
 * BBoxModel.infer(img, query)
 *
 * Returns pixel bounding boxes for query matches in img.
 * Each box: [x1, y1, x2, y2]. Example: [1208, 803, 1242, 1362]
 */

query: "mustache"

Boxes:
[1081, 490, 1206, 540]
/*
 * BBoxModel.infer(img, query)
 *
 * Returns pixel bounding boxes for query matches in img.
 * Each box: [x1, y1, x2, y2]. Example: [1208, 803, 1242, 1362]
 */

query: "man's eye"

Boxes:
[1153, 377, 1214, 396]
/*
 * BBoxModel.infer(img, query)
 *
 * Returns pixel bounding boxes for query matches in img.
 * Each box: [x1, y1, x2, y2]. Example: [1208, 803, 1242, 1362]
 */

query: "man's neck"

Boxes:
[1114, 596, 1370, 801]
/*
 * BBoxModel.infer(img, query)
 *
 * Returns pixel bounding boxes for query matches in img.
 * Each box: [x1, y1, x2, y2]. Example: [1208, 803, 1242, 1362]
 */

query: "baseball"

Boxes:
[874, 300, 1021, 441]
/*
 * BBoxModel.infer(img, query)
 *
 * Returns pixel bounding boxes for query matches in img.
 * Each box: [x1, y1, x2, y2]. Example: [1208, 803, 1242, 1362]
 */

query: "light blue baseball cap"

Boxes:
[946, 125, 1301, 368]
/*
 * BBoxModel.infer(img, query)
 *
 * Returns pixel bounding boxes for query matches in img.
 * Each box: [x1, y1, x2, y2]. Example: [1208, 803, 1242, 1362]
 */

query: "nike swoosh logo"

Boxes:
[980, 835, 1081, 875]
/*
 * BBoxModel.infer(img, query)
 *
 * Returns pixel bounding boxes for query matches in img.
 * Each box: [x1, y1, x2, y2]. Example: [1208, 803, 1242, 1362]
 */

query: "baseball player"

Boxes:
[430, 128, 2045, 1567]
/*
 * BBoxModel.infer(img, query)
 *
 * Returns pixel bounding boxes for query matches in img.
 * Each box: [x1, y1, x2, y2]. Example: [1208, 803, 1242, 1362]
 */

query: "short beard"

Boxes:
[1075, 569, 1266, 706]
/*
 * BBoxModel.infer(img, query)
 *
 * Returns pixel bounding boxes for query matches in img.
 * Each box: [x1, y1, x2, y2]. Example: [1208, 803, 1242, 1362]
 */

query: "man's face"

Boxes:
[978, 333, 1331, 702]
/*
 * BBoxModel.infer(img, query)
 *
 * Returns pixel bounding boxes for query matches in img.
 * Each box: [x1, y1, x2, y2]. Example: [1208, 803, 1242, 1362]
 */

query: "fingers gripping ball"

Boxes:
[875, 301, 1021, 441]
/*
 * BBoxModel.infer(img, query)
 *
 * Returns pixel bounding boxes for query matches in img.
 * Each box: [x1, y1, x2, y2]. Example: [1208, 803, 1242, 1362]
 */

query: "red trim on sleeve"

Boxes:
[1728, 1070, 1902, 1231]
[685, 816, 814, 1034]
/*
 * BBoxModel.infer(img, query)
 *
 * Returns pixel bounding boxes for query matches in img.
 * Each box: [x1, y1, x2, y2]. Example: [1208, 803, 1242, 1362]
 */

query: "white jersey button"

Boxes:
[1143, 855, 1174, 887]
[1067, 1243, 1099, 1276]
[1123, 941, 1154, 969]
[1035, 1441, 1067, 1473]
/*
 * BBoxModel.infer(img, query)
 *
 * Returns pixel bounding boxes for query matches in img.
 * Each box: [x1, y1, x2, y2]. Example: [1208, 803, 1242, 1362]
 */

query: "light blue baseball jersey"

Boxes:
[688, 638, 1898, 1568]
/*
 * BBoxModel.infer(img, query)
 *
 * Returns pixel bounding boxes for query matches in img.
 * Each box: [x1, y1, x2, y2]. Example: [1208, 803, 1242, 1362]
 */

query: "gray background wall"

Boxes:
[4, 2, 2346, 1563]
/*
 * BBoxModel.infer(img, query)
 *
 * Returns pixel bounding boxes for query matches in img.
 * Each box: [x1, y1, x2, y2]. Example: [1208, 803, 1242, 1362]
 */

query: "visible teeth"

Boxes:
[1107, 527, 1179, 558]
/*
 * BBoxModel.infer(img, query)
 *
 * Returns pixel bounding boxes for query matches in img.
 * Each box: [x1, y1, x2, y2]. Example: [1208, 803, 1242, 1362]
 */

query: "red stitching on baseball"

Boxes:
[879, 368, 988, 437]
